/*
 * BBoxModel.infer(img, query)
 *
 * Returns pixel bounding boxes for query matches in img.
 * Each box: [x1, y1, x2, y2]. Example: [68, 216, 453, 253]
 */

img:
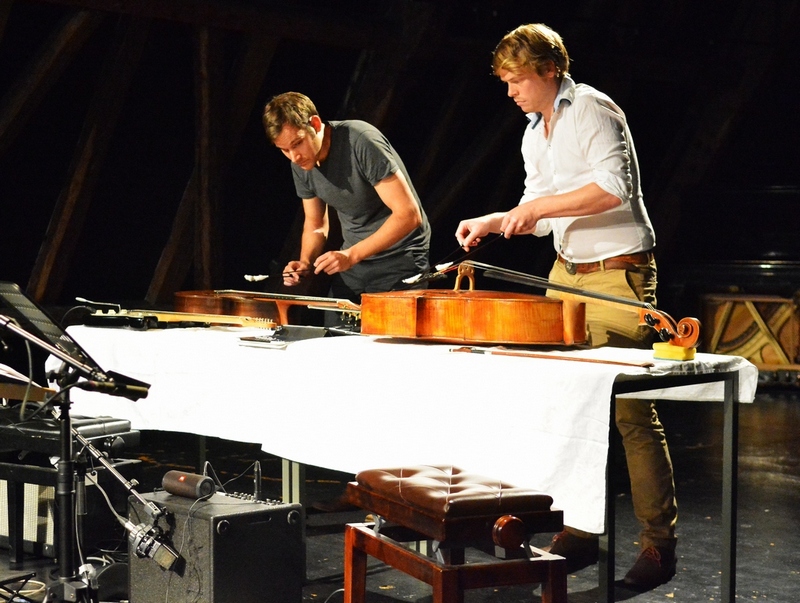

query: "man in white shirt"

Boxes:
[456, 23, 676, 591]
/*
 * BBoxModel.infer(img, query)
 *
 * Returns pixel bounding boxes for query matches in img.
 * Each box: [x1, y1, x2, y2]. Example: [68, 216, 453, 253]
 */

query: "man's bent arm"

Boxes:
[344, 172, 422, 264]
[298, 197, 329, 264]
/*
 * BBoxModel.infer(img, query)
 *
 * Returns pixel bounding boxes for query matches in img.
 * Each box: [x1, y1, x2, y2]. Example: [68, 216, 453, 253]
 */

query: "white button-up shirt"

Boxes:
[520, 76, 655, 262]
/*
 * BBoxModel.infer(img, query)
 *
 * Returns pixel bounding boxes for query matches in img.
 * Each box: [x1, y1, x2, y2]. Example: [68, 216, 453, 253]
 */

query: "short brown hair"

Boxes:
[262, 92, 318, 142]
[492, 23, 570, 79]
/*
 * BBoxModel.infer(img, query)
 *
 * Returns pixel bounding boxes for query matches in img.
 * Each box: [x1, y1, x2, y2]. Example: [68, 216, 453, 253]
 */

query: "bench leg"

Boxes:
[440, 547, 465, 564]
[344, 523, 567, 603]
[541, 554, 568, 603]
[432, 566, 463, 603]
[344, 524, 368, 603]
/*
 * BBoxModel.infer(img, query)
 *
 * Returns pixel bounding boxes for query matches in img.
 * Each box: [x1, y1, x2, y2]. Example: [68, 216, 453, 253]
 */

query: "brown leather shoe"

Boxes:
[546, 530, 599, 573]
[623, 546, 677, 590]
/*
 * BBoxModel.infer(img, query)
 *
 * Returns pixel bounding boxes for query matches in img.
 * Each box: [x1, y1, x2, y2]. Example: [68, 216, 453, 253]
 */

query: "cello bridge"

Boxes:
[453, 264, 476, 291]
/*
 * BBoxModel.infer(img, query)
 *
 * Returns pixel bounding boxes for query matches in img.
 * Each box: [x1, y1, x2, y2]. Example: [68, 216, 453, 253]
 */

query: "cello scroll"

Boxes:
[640, 309, 701, 349]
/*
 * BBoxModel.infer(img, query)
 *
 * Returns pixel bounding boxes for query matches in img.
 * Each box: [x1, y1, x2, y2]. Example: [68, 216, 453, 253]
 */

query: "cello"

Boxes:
[359, 261, 700, 354]
[360, 263, 586, 345]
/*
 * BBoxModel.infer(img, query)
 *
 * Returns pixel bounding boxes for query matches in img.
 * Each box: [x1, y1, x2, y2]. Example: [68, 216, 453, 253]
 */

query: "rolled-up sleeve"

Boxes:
[576, 98, 635, 204]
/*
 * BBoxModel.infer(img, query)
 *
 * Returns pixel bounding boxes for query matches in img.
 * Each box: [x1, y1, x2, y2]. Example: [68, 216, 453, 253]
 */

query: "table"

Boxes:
[55, 326, 757, 600]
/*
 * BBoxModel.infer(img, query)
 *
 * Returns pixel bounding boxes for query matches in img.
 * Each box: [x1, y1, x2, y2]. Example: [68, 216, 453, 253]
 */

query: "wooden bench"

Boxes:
[343, 465, 567, 603]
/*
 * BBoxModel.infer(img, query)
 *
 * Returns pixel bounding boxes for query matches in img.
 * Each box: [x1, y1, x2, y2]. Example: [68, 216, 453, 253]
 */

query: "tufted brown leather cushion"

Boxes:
[345, 466, 567, 601]
[354, 465, 553, 518]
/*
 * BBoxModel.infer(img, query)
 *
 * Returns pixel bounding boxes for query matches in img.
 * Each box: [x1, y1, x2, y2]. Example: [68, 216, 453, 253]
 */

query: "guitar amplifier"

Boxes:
[0, 481, 55, 557]
[128, 490, 304, 603]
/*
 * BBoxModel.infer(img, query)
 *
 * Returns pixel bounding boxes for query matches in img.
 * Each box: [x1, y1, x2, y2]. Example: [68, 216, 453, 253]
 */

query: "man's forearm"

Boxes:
[346, 211, 421, 265]
[299, 230, 327, 265]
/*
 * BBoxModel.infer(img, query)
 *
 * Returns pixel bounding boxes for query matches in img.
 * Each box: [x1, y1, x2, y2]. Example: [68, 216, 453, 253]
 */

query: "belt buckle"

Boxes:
[565, 260, 577, 275]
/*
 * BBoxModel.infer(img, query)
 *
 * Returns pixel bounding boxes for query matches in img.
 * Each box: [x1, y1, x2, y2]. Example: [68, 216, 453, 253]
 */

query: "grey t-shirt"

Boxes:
[291, 120, 430, 261]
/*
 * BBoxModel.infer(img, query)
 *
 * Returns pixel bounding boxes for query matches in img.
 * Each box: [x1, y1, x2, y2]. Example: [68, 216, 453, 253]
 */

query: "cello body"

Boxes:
[360, 288, 587, 346]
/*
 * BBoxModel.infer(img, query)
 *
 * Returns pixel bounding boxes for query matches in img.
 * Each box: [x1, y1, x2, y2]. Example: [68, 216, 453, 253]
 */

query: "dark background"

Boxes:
[1, 0, 798, 319]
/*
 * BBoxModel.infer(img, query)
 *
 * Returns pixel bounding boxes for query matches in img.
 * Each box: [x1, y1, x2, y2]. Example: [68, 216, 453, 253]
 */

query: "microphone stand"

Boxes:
[52, 382, 88, 603]
[71, 422, 179, 573]
[0, 314, 150, 603]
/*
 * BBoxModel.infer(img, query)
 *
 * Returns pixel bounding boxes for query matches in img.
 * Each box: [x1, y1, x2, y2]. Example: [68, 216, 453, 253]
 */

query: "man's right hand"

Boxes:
[283, 260, 311, 286]
[455, 213, 504, 250]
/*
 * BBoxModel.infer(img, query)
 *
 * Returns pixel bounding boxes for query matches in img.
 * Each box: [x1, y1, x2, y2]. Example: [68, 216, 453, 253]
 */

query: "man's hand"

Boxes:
[314, 250, 354, 275]
[283, 260, 312, 286]
[499, 202, 541, 237]
[455, 213, 505, 250]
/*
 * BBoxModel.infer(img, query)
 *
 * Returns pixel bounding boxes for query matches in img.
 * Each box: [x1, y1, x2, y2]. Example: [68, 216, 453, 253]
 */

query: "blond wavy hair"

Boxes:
[492, 23, 570, 79]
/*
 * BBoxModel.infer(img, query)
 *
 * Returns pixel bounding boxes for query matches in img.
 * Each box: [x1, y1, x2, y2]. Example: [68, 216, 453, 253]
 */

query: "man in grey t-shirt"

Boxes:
[263, 92, 430, 303]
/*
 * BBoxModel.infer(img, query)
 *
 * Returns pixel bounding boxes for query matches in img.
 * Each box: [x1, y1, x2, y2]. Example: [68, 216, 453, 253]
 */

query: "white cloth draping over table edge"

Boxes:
[50, 326, 758, 533]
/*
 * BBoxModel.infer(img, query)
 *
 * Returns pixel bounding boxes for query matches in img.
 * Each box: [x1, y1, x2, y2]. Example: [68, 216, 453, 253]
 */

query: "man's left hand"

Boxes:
[500, 202, 540, 237]
[314, 250, 355, 275]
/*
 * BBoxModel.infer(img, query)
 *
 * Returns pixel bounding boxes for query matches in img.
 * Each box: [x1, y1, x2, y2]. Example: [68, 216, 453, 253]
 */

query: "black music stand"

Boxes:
[0, 282, 150, 603]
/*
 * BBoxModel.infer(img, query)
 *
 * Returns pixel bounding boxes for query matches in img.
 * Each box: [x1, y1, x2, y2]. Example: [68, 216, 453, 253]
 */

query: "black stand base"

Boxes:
[0, 572, 38, 603]
[46, 577, 94, 603]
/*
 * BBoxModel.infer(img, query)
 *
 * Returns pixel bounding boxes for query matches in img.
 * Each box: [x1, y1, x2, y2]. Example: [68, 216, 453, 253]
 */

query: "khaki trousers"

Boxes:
[547, 258, 678, 550]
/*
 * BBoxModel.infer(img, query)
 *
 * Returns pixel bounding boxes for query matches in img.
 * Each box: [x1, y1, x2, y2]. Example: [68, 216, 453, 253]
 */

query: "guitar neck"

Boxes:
[91, 309, 276, 329]
[214, 289, 357, 307]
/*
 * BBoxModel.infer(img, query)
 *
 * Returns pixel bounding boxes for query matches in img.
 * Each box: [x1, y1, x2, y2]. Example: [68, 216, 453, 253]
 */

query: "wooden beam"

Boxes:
[0, 9, 103, 157]
[146, 179, 196, 304]
[338, 1, 436, 126]
[0, 0, 12, 41]
[30, 0, 389, 49]
[425, 103, 522, 230]
[411, 60, 485, 193]
[26, 17, 150, 303]
[192, 25, 222, 289]
[146, 32, 278, 304]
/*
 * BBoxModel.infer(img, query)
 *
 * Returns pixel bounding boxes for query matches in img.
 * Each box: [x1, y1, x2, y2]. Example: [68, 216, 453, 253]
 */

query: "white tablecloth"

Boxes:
[54, 326, 758, 533]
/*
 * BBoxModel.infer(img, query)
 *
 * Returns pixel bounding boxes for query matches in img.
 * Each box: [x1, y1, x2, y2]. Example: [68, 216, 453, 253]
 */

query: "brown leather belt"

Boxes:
[557, 251, 653, 275]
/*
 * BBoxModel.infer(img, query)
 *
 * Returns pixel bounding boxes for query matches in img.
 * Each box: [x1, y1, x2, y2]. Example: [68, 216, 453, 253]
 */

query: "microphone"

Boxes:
[74, 379, 149, 401]
[254, 460, 262, 500]
[124, 520, 179, 571]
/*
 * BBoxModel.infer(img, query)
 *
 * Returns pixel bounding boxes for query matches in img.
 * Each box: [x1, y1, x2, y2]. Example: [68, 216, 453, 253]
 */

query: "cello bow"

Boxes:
[463, 260, 701, 349]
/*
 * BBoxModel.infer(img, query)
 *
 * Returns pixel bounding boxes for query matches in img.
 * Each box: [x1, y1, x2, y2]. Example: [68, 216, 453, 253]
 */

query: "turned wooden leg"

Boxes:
[432, 565, 463, 603]
[541, 556, 568, 603]
[344, 524, 368, 603]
